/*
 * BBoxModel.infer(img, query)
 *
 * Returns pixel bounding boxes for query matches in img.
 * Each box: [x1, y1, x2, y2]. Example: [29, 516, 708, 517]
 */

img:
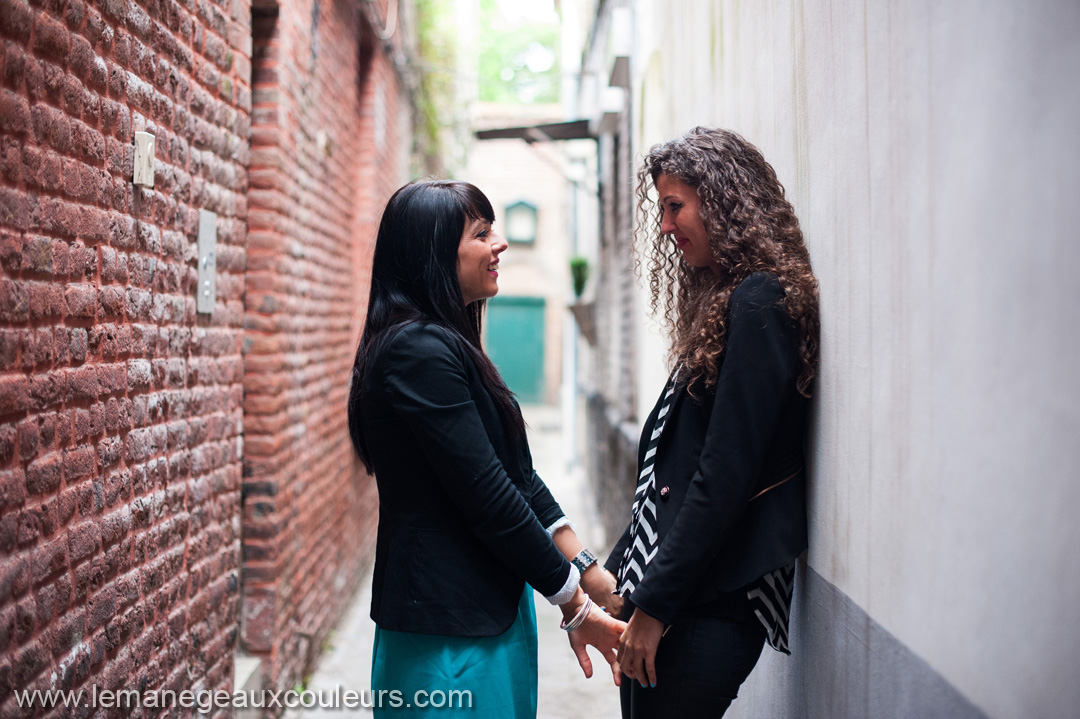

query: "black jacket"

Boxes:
[359, 322, 573, 636]
[604, 272, 810, 625]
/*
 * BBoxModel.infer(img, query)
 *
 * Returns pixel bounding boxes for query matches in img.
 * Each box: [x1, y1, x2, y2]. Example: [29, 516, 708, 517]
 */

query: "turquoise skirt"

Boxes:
[371, 587, 538, 718]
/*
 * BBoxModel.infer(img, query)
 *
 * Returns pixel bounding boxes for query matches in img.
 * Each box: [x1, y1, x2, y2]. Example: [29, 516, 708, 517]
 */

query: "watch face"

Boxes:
[574, 549, 597, 571]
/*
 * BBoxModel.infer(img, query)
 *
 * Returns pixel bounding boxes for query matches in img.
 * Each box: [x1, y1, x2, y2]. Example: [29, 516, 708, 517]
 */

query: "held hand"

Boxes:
[618, 608, 665, 688]
[567, 603, 627, 686]
[580, 566, 624, 618]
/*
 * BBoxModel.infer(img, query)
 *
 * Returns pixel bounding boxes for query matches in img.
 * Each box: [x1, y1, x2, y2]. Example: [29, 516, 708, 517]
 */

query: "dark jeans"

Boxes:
[620, 595, 767, 719]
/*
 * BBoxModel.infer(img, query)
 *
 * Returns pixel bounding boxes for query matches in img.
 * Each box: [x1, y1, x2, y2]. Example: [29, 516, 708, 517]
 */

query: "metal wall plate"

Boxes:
[197, 209, 217, 314]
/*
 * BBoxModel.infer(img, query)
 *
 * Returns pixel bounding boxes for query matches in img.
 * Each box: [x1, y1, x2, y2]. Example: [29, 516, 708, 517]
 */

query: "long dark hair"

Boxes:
[347, 180, 525, 471]
[636, 127, 820, 396]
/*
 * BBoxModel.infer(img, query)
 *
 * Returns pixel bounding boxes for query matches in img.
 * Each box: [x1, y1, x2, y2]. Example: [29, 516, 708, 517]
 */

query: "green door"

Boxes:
[486, 296, 546, 405]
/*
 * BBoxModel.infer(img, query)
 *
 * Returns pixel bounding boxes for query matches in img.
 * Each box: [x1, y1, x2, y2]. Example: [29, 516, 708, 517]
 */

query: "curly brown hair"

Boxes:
[635, 127, 820, 396]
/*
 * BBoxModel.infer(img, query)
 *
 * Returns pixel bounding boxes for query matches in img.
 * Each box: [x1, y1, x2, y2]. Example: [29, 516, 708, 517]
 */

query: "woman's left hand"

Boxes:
[618, 608, 666, 688]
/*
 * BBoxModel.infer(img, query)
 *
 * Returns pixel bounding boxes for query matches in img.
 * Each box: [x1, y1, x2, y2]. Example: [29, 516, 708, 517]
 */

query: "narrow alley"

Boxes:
[2, 1, 1078, 717]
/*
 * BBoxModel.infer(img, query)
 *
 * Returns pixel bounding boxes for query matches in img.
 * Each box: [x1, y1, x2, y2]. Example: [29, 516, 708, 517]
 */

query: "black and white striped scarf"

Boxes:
[616, 373, 678, 597]
[747, 563, 795, 654]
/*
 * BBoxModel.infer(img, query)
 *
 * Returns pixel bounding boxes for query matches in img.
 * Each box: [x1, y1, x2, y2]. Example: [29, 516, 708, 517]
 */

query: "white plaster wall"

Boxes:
[629, 1, 1080, 716]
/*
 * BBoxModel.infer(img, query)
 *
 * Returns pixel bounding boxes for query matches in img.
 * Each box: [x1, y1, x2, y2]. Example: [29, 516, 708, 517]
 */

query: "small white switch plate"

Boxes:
[133, 131, 155, 187]
[197, 209, 217, 314]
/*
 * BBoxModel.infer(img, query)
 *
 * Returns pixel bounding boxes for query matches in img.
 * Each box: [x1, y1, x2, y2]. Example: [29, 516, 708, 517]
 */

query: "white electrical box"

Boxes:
[133, 131, 155, 187]
[197, 209, 217, 314]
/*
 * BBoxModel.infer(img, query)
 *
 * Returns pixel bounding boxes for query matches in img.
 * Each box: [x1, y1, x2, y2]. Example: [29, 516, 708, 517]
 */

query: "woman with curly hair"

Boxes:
[604, 127, 820, 718]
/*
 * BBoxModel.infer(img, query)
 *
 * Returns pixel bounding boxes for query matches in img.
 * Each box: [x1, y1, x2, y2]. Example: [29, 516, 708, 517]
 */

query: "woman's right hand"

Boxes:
[580, 566, 624, 618]
[561, 591, 627, 686]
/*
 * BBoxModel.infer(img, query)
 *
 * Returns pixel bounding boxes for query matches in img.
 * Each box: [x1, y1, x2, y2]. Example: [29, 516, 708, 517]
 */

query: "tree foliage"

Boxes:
[477, 0, 561, 104]
[413, 0, 457, 174]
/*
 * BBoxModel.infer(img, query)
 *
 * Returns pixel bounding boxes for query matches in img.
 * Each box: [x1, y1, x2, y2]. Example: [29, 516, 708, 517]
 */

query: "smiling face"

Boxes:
[656, 173, 719, 273]
[457, 218, 508, 305]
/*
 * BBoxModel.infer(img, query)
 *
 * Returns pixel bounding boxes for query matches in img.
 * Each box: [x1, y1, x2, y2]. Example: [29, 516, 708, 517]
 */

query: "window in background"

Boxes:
[504, 200, 538, 244]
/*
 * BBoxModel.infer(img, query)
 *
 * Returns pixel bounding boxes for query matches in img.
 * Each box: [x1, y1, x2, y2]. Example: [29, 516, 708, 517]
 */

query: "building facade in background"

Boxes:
[466, 103, 575, 407]
[0, 0, 414, 713]
[574, 1, 1080, 718]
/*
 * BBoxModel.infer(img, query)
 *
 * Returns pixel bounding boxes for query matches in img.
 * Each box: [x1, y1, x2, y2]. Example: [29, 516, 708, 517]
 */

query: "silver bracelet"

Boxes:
[560, 596, 593, 632]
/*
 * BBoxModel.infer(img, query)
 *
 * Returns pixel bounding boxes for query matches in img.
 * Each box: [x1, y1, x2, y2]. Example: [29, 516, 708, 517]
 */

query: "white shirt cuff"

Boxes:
[545, 516, 574, 535]
[544, 563, 580, 605]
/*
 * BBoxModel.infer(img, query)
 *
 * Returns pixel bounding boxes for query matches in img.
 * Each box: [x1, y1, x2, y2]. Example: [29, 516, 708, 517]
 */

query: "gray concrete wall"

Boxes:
[624, 1, 1080, 717]
[735, 562, 990, 719]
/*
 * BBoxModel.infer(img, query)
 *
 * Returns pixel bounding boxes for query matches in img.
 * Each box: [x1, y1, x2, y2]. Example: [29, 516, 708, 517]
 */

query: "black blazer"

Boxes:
[358, 322, 573, 636]
[604, 272, 809, 626]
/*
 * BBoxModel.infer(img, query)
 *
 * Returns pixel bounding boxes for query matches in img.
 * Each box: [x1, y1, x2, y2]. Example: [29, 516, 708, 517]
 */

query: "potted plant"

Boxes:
[568, 255, 596, 344]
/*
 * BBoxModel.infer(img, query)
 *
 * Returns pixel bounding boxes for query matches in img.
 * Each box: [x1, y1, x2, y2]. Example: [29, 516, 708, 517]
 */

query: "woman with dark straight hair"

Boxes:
[348, 180, 624, 718]
[607, 127, 820, 718]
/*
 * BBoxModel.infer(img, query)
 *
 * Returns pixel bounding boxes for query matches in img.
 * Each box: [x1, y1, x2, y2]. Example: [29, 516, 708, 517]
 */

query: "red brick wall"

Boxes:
[241, 0, 407, 692]
[0, 0, 251, 713]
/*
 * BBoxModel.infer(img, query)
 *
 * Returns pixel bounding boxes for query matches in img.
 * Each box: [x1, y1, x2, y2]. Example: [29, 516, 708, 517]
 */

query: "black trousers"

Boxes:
[620, 594, 767, 719]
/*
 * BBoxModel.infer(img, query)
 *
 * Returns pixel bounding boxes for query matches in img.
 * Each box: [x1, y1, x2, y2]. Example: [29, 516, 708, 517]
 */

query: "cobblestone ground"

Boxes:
[287, 405, 622, 719]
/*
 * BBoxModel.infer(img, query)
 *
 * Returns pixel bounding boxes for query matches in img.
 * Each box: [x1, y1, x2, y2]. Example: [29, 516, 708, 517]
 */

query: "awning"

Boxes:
[474, 119, 594, 143]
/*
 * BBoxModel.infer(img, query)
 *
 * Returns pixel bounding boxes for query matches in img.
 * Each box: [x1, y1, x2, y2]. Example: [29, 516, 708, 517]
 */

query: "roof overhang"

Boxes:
[474, 119, 595, 143]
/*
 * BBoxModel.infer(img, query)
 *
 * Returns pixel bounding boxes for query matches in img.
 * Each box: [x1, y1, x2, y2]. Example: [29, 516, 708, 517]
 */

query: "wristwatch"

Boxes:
[571, 548, 598, 574]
